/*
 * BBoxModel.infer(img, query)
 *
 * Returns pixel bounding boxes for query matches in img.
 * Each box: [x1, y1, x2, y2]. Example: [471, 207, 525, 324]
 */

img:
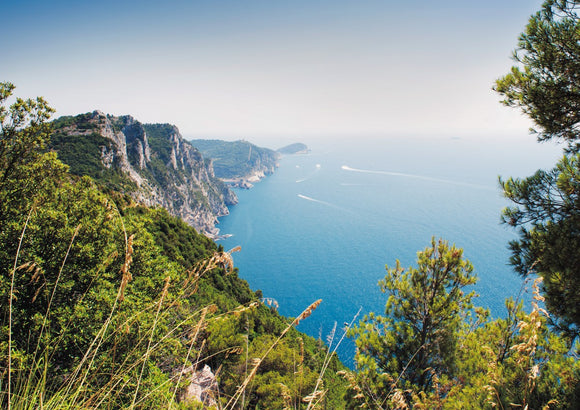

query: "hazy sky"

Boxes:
[2, 0, 544, 142]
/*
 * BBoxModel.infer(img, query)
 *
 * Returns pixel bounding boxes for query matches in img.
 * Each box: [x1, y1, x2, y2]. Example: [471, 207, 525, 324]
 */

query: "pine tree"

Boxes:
[348, 238, 476, 407]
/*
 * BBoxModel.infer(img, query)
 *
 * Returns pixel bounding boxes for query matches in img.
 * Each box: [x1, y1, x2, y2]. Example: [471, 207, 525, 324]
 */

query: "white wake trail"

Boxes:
[341, 165, 492, 190]
[297, 194, 355, 214]
[296, 164, 322, 183]
[297, 194, 333, 206]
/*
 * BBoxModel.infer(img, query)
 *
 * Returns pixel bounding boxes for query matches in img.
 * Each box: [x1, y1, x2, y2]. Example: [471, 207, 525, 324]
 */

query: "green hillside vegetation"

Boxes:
[50, 114, 138, 193]
[190, 140, 279, 180]
[140, 123, 188, 188]
[0, 83, 346, 409]
[4, 82, 577, 409]
[2, 2, 580, 407]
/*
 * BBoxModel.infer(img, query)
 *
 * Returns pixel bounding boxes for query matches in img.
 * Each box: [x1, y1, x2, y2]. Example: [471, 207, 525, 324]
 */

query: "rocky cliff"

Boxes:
[50, 111, 237, 238]
[190, 139, 280, 188]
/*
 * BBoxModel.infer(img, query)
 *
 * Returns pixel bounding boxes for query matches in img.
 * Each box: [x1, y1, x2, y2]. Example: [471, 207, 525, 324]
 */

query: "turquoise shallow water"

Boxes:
[216, 135, 562, 367]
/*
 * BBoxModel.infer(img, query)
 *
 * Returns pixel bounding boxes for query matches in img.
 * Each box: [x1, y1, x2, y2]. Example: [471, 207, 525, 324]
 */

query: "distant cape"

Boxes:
[277, 143, 309, 155]
[190, 139, 280, 189]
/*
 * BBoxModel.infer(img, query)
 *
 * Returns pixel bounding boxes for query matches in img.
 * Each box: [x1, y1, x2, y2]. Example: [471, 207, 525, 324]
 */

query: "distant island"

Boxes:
[277, 142, 309, 155]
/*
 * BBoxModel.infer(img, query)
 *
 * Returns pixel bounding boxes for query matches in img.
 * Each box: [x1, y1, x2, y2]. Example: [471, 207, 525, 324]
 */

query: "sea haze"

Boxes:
[217, 135, 563, 367]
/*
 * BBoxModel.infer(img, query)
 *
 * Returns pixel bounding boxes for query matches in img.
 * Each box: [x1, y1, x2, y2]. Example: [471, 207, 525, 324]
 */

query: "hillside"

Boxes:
[49, 111, 237, 238]
[0, 89, 347, 409]
[190, 139, 280, 188]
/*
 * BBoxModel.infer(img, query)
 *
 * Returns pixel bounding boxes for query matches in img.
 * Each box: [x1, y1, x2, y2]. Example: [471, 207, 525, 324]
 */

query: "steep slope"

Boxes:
[190, 139, 280, 188]
[49, 111, 237, 237]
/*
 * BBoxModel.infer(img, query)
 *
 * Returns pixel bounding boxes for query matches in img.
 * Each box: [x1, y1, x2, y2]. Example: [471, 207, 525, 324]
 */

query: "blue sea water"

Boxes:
[216, 135, 562, 367]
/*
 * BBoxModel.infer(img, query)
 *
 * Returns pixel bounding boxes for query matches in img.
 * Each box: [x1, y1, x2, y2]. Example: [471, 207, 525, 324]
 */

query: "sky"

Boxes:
[2, 0, 545, 144]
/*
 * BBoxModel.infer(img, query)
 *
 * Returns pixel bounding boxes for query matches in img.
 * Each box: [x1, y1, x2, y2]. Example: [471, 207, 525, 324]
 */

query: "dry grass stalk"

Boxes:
[65, 233, 157, 407]
[91, 303, 214, 409]
[303, 388, 327, 409]
[183, 247, 241, 294]
[118, 234, 134, 302]
[280, 382, 293, 410]
[36, 224, 81, 341]
[510, 277, 546, 408]
[189, 305, 210, 344]
[225, 299, 323, 410]
[107, 310, 244, 401]
[484, 277, 548, 410]
[260, 297, 279, 309]
[293, 299, 322, 326]
[131, 275, 171, 408]
[390, 389, 410, 409]
[18, 261, 44, 303]
[8, 206, 34, 410]
[296, 336, 304, 402]
[339, 369, 378, 409]
[305, 308, 361, 410]
[326, 322, 337, 347]
[232, 302, 260, 317]
[20, 223, 83, 405]
[378, 343, 426, 408]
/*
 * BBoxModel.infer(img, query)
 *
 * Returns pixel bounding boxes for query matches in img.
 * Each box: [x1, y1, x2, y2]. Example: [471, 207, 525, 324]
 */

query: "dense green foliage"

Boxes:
[500, 155, 580, 337]
[50, 114, 138, 192]
[141, 123, 189, 188]
[494, 0, 580, 149]
[190, 139, 279, 180]
[347, 240, 580, 409]
[0, 82, 64, 223]
[0, 83, 346, 409]
[496, 0, 580, 338]
[347, 239, 477, 404]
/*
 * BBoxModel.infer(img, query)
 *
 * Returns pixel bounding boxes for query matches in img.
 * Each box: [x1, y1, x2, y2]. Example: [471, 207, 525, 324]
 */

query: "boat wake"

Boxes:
[296, 164, 322, 183]
[297, 194, 354, 214]
[341, 165, 492, 190]
[297, 194, 333, 206]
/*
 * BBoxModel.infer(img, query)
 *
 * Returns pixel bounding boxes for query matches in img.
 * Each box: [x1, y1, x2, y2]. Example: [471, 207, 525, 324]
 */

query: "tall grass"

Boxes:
[225, 299, 323, 409]
[2, 224, 346, 410]
[7, 208, 34, 410]
[1, 218, 249, 409]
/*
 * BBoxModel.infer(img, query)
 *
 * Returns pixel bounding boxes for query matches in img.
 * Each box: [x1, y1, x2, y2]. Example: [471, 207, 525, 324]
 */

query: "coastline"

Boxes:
[220, 169, 271, 189]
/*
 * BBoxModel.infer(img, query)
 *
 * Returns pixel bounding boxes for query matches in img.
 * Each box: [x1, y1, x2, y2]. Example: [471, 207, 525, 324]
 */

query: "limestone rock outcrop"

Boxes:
[50, 111, 237, 237]
[178, 364, 219, 408]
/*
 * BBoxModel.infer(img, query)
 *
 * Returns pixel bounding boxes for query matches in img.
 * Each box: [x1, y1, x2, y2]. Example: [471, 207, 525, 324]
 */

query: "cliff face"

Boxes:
[190, 139, 280, 188]
[50, 111, 237, 237]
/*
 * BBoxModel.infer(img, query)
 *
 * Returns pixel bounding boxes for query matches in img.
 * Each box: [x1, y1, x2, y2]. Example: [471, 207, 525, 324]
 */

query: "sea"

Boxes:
[216, 134, 563, 367]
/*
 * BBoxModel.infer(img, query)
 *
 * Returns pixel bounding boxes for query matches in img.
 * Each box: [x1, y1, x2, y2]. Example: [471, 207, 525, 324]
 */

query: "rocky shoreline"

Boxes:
[221, 169, 269, 189]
